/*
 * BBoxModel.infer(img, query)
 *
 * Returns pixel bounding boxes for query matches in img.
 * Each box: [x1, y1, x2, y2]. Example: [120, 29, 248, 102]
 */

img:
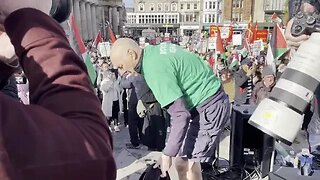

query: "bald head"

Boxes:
[110, 38, 142, 75]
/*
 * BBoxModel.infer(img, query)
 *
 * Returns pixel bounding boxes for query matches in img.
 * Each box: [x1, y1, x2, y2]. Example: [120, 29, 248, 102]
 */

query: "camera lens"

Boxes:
[307, 16, 316, 25]
[293, 25, 303, 35]
[296, 11, 304, 19]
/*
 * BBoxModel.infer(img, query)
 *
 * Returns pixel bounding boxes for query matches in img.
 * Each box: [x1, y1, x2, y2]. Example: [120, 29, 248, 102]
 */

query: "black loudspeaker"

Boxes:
[139, 164, 171, 180]
[229, 104, 275, 177]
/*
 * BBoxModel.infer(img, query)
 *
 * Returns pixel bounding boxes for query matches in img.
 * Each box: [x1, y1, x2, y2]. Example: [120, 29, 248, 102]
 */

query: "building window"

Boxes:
[193, 14, 197, 22]
[150, 3, 155, 12]
[164, 3, 170, 11]
[171, 3, 177, 11]
[232, 13, 242, 22]
[205, 2, 208, 9]
[187, 3, 191, 10]
[213, 2, 216, 9]
[180, 3, 184, 10]
[157, 3, 163, 11]
[209, 1, 213, 9]
[139, 3, 144, 12]
[233, 0, 243, 8]
[194, 3, 198, 10]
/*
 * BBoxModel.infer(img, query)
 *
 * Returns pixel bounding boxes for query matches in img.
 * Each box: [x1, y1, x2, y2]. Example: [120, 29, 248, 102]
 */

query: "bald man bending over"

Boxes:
[111, 38, 230, 180]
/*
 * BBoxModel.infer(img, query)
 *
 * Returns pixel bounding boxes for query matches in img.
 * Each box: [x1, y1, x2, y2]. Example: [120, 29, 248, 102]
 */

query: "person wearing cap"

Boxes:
[0, 1, 116, 179]
[234, 58, 256, 104]
[250, 66, 276, 105]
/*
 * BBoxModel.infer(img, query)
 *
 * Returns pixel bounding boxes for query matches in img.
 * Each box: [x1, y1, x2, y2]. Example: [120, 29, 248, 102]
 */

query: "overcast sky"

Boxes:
[124, 0, 133, 7]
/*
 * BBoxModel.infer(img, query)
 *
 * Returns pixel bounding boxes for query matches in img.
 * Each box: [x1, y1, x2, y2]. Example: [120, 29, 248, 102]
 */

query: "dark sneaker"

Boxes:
[50, 0, 72, 23]
[147, 147, 163, 152]
[126, 143, 141, 149]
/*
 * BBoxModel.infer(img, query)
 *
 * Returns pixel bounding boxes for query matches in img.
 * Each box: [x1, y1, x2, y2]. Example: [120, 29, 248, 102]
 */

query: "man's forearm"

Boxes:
[5, 8, 108, 128]
[163, 98, 191, 157]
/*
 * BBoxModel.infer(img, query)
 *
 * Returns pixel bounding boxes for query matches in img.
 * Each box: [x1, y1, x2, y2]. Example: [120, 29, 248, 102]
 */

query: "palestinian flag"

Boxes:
[69, 15, 97, 85]
[227, 24, 233, 43]
[229, 51, 240, 70]
[216, 27, 224, 54]
[246, 16, 253, 43]
[266, 23, 288, 73]
[93, 31, 103, 48]
[252, 21, 258, 42]
[107, 23, 117, 43]
[271, 12, 284, 27]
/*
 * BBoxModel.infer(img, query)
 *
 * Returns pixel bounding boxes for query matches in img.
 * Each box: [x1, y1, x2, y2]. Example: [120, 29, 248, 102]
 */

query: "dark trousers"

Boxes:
[142, 114, 167, 150]
[107, 100, 119, 126]
[128, 108, 144, 146]
[122, 91, 128, 126]
[142, 103, 167, 151]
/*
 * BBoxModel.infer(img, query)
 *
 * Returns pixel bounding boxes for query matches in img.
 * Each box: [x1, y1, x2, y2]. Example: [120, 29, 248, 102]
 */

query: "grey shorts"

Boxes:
[179, 90, 230, 162]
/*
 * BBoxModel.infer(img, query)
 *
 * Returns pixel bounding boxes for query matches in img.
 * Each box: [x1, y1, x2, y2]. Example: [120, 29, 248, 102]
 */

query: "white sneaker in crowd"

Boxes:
[114, 126, 120, 132]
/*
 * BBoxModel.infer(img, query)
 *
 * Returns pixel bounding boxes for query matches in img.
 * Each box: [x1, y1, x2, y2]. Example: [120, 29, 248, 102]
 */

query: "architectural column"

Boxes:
[80, 0, 88, 41]
[112, 7, 119, 35]
[109, 6, 113, 26]
[96, 6, 102, 36]
[91, 4, 98, 36]
[73, 0, 82, 35]
[101, 6, 106, 39]
[86, 2, 93, 40]
[118, 7, 124, 36]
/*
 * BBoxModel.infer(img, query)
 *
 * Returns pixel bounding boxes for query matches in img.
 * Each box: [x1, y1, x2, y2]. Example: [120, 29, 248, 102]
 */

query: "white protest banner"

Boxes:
[252, 40, 262, 57]
[139, 37, 146, 48]
[200, 39, 208, 54]
[97, 42, 111, 57]
[220, 27, 230, 39]
[232, 32, 242, 46]
[208, 37, 216, 50]
[256, 39, 264, 51]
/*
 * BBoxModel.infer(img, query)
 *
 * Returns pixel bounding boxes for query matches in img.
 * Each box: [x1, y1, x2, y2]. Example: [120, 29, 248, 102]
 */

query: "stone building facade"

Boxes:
[70, 0, 125, 41]
[126, 0, 180, 36]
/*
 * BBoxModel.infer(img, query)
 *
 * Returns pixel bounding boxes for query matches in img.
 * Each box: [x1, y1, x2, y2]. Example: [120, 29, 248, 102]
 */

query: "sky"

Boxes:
[123, 0, 133, 7]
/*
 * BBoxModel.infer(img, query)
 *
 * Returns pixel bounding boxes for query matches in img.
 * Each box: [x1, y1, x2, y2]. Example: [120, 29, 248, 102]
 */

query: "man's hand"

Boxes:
[246, 66, 254, 77]
[0, 31, 17, 65]
[285, 3, 316, 50]
[0, 0, 52, 31]
[285, 19, 310, 50]
[153, 154, 172, 177]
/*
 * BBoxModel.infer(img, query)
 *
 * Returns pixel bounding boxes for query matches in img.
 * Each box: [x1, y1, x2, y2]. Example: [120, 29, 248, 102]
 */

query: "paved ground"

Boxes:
[113, 125, 231, 180]
[113, 123, 311, 180]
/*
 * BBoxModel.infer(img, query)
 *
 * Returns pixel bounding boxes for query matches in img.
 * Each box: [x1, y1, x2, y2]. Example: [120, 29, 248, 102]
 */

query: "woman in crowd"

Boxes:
[98, 60, 122, 132]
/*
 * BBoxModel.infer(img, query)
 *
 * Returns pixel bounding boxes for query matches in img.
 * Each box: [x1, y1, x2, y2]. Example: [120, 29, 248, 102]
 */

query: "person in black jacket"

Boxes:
[121, 73, 167, 151]
[234, 58, 255, 105]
